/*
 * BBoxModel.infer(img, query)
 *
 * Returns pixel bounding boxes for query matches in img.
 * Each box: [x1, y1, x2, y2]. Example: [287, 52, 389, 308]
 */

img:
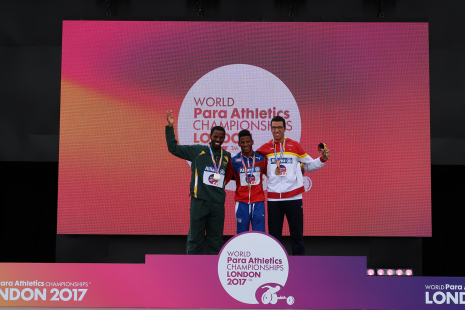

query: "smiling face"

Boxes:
[239, 136, 254, 157]
[271, 121, 286, 142]
[210, 129, 225, 149]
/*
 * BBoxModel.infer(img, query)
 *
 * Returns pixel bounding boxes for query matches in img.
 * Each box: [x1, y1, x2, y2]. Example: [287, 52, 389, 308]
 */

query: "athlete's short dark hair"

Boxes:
[238, 130, 252, 140]
[210, 126, 226, 136]
[271, 116, 286, 129]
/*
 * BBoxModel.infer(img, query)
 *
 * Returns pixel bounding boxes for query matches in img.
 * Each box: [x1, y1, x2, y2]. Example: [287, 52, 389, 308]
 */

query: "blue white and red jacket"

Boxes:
[230, 152, 267, 204]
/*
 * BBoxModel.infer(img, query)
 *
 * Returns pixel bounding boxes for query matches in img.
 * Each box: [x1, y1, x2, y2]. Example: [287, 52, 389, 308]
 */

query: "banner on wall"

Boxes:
[1, 232, 465, 309]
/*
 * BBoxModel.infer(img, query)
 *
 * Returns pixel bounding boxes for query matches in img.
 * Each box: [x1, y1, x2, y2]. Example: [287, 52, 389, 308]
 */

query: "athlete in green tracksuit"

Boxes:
[166, 110, 233, 255]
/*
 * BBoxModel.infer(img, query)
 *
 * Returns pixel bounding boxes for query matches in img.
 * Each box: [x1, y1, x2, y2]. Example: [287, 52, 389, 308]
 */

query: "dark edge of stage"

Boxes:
[54, 234, 423, 277]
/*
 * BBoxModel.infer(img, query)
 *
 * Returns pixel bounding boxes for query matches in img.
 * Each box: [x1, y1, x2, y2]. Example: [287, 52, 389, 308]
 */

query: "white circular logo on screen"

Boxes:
[303, 176, 312, 192]
[178, 64, 301, 191]
[218, 232, 291, 305]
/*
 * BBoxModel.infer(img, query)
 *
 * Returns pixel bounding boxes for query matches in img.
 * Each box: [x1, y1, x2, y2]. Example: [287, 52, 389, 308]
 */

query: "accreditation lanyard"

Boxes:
[240, 152, 255, 184]
[208, 145, 223, 174]
[273, 138, 286, 167]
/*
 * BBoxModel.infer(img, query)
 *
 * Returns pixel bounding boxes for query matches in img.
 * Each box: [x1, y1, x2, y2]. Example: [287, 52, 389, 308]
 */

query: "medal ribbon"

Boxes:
[273, 138, 286, 167]
[240, 152, 255, 185]
[208, 145, 223, 175]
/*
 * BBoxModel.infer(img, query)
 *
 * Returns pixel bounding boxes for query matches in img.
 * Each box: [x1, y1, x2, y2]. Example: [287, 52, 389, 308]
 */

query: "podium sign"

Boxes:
[1, 232, 464, 309]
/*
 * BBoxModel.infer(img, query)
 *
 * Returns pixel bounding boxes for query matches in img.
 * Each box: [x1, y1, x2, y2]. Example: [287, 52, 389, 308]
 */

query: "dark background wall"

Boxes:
[1, 0, 464, 276]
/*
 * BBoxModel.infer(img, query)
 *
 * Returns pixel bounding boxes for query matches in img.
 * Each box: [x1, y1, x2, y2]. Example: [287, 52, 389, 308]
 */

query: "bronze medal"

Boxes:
[275, 166, 281, 175]
[247, 183, 251, 190]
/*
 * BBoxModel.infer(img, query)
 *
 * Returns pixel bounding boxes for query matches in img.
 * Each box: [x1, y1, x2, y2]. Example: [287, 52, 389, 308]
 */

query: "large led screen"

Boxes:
[58, 21, 431, 236]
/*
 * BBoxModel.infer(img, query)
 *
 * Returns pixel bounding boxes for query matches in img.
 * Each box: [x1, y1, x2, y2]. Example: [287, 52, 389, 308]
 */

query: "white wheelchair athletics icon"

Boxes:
[261, 285, 295, 305]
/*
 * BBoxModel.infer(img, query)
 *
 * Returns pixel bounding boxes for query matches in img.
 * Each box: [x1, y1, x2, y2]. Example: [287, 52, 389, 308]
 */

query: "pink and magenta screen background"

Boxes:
[58, 21, 430, 236]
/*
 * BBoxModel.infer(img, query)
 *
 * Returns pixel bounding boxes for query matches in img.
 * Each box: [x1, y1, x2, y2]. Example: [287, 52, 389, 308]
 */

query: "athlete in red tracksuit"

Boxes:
[229, 130, 267, 233]
[256, 116, 330, 255]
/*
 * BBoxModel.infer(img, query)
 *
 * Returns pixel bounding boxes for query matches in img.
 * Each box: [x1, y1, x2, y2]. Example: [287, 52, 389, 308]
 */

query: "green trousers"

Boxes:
[186, 197, 225, 255]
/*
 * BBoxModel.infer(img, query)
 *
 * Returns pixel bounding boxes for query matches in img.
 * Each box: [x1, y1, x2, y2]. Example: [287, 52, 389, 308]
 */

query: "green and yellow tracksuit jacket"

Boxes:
[165, 126, 233, 204]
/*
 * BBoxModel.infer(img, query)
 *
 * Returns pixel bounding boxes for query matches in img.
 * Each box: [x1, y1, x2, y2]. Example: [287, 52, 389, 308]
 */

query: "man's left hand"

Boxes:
[321, 147, 330, 161]
[318, 143, 330, 161]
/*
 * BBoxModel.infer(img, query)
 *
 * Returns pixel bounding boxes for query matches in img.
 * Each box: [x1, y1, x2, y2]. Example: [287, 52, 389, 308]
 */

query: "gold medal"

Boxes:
[247, 183, 251, 190]
[275, 166, 281, 175]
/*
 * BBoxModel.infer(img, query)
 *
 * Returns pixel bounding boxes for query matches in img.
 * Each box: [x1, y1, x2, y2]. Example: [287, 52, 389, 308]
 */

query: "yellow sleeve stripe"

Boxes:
[265, 152, 307, 158]
[194, 168, 198, 198]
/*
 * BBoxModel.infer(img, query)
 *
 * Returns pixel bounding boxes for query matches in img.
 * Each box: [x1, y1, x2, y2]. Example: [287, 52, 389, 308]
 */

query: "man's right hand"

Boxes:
[167, 110, 174, 127]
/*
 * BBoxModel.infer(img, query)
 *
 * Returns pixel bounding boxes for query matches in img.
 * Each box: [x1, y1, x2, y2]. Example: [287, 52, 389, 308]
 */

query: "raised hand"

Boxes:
[318, 143, 330, 161]
[167, 110, 174, 127]
[321, 148, 330, 161]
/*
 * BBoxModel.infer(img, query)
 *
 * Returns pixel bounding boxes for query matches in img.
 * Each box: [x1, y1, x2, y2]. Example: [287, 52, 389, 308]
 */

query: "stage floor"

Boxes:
[1, 308, 388, 310]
